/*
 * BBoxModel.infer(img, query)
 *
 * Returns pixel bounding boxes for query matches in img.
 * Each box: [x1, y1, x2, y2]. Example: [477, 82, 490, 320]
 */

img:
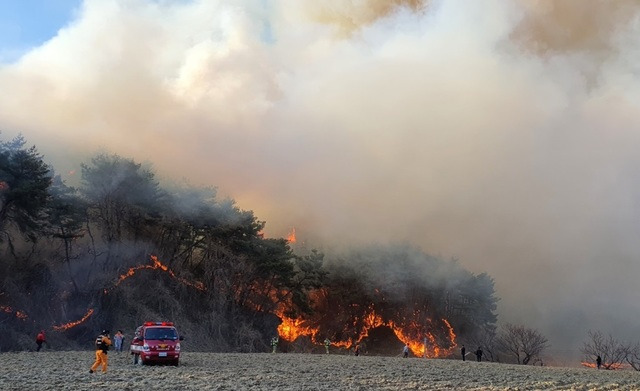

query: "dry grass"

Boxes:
[1, 351, 639, 390]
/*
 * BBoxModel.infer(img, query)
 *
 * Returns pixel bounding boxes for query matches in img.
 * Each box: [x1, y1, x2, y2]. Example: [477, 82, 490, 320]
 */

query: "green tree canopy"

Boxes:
[0, 134, 52, 246]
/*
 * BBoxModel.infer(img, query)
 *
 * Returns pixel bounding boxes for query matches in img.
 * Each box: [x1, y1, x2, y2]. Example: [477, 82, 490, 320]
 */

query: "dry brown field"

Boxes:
[1, 351, 639, 390]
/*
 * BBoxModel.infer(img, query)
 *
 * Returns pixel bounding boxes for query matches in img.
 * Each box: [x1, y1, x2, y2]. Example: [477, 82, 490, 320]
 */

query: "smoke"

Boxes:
[301, 0, 430, 36]
[511, 0, 638, 55]
[1, 0, 640, 358]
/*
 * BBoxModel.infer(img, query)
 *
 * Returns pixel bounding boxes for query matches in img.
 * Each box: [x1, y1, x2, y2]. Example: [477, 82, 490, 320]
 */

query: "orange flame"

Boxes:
[274, 298, 457, 357]
[286, 228, 296, 243]
[581, 361, 628, 370]
[52, 308, 95, 331]
[0, 305, 28, 320]
[105, 255, 205, 294]
[2, 255, 206, 333]
[57, 255, 204, 332]
[278, 316, 320, 342]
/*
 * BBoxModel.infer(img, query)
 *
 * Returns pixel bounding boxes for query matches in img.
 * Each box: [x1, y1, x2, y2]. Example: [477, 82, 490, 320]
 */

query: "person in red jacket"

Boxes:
[35, 330, 47, 351]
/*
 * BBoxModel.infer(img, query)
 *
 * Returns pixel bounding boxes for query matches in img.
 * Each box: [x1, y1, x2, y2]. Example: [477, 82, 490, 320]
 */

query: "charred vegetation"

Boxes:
[1, 133, 498, 354]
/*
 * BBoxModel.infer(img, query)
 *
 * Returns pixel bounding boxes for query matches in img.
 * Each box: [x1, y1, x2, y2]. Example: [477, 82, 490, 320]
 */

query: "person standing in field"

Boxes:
[89, 330, 112, 373]
[596, 355, 602, 369]
[324, 338, 331, 354]
[113, 330, 124, 353]
[35, 330, 47, 351]
[403, 344, 410, 358]
[461, 345, 466, 361]
[475, 347, 483, 362]
[271, 336, 279, 353]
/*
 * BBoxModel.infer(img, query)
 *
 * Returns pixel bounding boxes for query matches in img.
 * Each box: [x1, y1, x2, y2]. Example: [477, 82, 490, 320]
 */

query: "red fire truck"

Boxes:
[130, 321, 183, 366]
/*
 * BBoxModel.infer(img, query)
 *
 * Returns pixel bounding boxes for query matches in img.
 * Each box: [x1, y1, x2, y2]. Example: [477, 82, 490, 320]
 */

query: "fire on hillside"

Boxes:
[104, 255, 206, 294]
[5, 254, 459, 356]
[272, 288, 457, 357]
[28, 255, 206, 333]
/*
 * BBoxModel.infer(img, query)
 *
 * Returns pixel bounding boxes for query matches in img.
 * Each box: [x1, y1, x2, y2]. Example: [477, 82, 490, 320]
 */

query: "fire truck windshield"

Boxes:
[144, 327, 178, 340]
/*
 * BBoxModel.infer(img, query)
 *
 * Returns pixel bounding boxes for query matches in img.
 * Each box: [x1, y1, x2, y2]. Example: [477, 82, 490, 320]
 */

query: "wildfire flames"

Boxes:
[286, 228, 296, 243]
[0, 305, 28, 320]
[55, 255, 205, 333]
[581, 361, 628, 370]
[105, 255, 205, 294]
[5, 251, 458, 357]
[273, 293, 457, 357]
[52, 308, 95, 331]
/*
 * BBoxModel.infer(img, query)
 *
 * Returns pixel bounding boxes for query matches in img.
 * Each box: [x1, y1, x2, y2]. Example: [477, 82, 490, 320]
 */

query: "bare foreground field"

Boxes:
[1, 351, 639, 391]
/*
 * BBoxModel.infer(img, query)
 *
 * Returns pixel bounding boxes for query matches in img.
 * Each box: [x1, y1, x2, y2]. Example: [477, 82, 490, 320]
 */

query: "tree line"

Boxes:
[1, 132, 502, 354]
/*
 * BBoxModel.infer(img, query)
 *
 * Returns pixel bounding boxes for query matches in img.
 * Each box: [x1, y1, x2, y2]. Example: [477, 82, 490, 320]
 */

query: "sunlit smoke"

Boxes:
[2, 0, 640, 356]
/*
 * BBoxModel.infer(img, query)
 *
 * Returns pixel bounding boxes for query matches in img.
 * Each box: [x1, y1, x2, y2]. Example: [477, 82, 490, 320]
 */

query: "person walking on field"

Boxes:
[475, 347, 483, 362]
[271, 336, 279, 353]
[89, 330, 112, 373]
[35, 330, 47, 351]
[324, 338, 331, 354]
[596, 355, 602, 369]
[461, 345, 466, 361]
[113, 330, 124, 353]
[403, 344, 410, 358]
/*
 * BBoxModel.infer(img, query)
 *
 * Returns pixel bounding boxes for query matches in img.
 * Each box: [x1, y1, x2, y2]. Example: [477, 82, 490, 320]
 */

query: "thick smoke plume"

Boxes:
[1, 0, 640, 359]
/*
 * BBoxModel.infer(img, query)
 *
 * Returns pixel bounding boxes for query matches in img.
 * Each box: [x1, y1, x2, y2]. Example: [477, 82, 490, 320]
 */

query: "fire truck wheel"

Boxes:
[171, 360, 179, 367]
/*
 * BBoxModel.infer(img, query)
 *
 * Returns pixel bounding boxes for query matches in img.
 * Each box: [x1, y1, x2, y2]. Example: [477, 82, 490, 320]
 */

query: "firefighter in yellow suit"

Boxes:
[89, 330, 112, 373]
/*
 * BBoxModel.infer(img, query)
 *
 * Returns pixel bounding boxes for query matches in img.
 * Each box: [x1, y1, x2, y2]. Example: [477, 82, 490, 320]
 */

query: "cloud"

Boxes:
[1, 0, 640, 355]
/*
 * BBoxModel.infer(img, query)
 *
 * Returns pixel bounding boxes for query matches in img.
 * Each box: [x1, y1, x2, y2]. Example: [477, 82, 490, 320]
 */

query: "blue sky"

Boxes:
[0, 0, 81, 62]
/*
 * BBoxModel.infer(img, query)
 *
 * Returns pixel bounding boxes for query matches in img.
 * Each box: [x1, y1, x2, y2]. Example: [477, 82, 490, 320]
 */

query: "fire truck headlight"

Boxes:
[175, 343, 181, 352]
[143, 344, 149, 351]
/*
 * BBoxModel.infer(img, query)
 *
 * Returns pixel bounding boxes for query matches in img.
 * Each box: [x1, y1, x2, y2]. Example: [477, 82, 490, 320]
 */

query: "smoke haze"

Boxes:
[1, 0, 640, 359]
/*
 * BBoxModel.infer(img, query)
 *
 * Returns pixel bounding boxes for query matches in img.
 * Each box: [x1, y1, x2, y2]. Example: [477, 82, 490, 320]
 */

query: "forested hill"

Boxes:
[0, 134, 498, 353]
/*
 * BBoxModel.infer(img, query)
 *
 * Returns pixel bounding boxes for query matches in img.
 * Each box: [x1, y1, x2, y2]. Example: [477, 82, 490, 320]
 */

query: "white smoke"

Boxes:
[1, 0, 640, 358]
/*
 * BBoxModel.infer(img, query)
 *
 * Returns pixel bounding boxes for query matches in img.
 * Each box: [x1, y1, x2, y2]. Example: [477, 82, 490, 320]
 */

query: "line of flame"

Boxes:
[56, 255, 204, 332]
[104, 255, 205, 294]
[0, 305, 28, 320]
[581, 361, 629, 370]
[52, 308, 95, 331]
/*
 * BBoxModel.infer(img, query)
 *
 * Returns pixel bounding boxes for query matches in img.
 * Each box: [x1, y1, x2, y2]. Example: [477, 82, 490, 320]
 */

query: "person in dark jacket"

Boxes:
[461, 345, 466, 361]
[475, 347, 483, 362]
